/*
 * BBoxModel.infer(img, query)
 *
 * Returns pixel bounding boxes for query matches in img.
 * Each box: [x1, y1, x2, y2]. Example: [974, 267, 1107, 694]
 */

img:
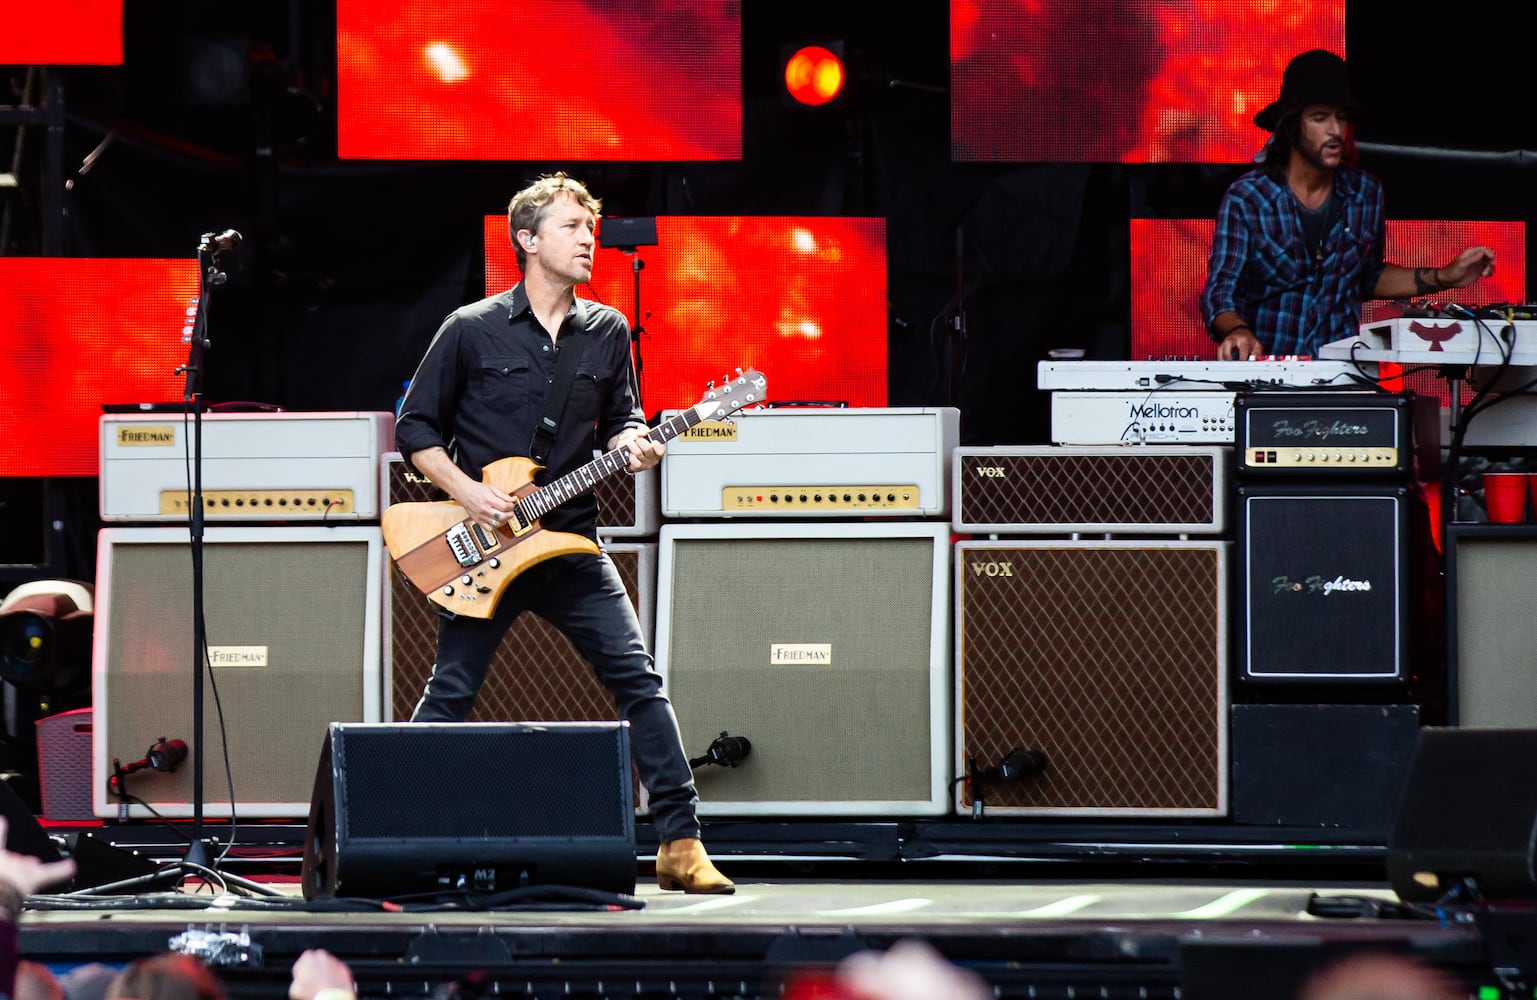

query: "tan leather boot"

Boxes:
[656, 838, 735, 894]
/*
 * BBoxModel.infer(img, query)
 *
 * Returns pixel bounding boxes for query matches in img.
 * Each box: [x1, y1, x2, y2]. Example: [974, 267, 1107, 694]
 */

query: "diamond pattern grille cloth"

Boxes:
[959, 544, 1224, 813]
[958, 452, 1217, 528]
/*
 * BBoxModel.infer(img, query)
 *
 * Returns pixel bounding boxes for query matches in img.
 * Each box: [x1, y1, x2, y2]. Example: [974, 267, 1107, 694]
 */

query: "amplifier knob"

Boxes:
[1346, 453, 1357, 462]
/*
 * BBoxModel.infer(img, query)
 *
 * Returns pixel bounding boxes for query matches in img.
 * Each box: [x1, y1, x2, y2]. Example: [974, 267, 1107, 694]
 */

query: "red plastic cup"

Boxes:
[1484, 473, 1528, 523]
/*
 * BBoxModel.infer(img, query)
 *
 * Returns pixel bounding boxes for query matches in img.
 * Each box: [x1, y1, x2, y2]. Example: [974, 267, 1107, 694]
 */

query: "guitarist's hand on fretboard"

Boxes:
[611, 428, 666, 473]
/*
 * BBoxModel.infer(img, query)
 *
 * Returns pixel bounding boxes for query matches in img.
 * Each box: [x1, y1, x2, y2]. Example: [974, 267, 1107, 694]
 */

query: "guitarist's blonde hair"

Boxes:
[508, 171, 602, 273]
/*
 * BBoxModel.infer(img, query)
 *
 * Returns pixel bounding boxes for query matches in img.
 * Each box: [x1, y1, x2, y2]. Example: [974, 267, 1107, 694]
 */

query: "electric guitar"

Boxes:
[382, 367, 766, 619]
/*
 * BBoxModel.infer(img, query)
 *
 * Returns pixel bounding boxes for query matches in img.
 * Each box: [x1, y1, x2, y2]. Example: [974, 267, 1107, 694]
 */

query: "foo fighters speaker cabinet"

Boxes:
[1235, 485, 1409, 683]
[93, 526, 384, 819]
[655, 522, 952, 816]
[955, 540, 1229, 817]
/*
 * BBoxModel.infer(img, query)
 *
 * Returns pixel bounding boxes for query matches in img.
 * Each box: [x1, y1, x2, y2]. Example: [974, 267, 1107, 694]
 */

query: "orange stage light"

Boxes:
[784, 45, 845, 107]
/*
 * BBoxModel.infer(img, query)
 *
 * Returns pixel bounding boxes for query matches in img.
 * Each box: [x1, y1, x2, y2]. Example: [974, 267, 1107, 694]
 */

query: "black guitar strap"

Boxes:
[528, 299, 589, 464]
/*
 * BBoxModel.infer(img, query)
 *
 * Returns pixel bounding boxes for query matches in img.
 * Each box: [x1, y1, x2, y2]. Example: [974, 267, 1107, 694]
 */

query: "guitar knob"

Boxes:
[487, 558, 500, 569]
[441, 585, 454, 596]
[461, 575, 473, 585]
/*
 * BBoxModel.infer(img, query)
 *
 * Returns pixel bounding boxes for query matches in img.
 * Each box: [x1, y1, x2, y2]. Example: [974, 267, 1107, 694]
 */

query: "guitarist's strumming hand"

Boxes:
[408, 446, 516, 532]
[610, 427, 665, 473]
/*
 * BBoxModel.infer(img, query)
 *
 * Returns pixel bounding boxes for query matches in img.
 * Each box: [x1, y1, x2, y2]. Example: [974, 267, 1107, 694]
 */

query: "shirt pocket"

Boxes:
[567, 361, 610, 419]
[1334, 228, 1373, 280]
[475, 355, 531, 414]
[1254, 228, 1304, 287]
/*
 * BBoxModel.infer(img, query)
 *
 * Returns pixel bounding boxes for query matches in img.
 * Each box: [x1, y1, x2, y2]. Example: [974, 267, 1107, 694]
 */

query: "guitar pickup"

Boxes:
[445, 523, 482, 568]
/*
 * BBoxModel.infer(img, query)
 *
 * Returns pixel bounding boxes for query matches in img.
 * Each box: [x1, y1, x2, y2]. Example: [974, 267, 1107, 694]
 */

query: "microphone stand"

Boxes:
[626, 249, 647, 413]
[175, 231, 233, 874]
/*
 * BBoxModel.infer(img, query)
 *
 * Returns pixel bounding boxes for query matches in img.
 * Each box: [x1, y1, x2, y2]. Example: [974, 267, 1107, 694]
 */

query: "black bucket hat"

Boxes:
[1253, 49, 1361, 132]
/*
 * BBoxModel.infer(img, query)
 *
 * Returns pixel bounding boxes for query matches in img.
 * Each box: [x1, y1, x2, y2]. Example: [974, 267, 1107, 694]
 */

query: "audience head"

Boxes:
[103, 954, 223, 1000]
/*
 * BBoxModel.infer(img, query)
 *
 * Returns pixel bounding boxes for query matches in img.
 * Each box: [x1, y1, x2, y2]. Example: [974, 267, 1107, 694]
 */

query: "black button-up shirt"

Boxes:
[395, 284, 644, 538]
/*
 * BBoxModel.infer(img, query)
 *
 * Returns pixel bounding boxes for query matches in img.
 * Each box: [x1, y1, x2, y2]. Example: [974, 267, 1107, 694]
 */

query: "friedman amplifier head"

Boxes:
[661, 407, 959, 519]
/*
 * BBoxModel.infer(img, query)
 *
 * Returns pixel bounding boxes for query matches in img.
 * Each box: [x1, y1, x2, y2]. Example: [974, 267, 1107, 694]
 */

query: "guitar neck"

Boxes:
[517, 408, 703, 524]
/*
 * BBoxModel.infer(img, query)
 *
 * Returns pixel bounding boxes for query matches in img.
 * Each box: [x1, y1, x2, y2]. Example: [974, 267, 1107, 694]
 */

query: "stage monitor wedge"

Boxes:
[303, 722, 635, 900]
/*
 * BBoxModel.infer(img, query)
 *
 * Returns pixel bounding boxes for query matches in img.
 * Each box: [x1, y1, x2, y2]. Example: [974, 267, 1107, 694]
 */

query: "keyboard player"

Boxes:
[1200, 49, 1494, 362]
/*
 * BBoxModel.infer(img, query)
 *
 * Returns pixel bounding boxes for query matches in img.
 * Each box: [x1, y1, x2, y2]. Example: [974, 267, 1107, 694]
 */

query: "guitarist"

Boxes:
[393, 172, 732, 895]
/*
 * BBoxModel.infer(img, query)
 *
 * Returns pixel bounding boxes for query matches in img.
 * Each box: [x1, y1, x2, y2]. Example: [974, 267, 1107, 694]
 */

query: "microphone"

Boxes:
[147, 737, 188, 772]
[689, 731, 751, 769]
[201, 229, 243, 254]
[975, 747, 1047, 782]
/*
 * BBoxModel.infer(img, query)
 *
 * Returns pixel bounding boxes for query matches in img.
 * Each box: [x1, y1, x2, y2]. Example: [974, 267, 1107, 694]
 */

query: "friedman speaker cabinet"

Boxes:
[302, 721, 635, 900]
[1388, 727, 1537, 903]
[955, 539, 1229, 817]
[654, 522, 952, 816]
[952, 445, 1227, 534]
[1445, 525, 1537, 726]
[1235, 485, 1409, 683]
[92, 526, 384, 819]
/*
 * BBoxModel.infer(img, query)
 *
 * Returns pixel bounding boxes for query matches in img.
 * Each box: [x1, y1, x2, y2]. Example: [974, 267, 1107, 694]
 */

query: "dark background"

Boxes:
[4, 1, 1536, 584]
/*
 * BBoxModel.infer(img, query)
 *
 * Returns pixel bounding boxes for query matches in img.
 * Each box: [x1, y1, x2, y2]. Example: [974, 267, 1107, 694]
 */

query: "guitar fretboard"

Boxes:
[515, 407, 701, 525]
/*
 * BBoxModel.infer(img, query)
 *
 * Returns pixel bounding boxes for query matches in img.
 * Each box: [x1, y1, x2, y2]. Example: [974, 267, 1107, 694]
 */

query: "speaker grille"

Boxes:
[957, 542, 1227, 816]
[1449, 531, 1537, 726]
[954, 447, 1224, 533]
[95, 527, 380, 818]
[336, 726, 629, 840]
[387, 549, 650, 724]
[658, 525, 949, 815]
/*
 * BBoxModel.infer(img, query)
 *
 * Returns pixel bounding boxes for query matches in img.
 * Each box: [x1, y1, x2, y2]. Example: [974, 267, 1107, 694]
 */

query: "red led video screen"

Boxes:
[0, 259, 199, 477]
[0, 2, 123, 65]
[337, 1, 741, 161]
[1129, 218, 1527, 402]
[485, 215, 888, 413]
[951, 1, 1343, 163]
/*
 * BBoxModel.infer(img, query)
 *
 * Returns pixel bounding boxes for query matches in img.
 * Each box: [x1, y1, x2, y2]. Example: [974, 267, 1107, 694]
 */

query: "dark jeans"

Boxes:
[410, 550, 701, 842]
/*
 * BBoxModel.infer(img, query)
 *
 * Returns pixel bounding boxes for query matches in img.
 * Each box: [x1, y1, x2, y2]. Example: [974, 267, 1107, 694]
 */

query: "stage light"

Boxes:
[784, 43, 845, 107]
[0, 580, 94, 695]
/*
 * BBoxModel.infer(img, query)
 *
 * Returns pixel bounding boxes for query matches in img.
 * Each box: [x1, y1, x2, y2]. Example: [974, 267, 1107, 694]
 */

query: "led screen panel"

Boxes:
[338, 1, 741, 161]
[0, 2, 123, 65]
[951, 0, 1343, 163]
[0, 259, 199, 477]
[485, 215, 888, 414]
[1128, 218, 1527, 403]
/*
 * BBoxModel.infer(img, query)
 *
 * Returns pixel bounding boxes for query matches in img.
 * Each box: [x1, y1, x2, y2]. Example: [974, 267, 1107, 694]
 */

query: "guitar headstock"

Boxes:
[692, 367, 767, 422]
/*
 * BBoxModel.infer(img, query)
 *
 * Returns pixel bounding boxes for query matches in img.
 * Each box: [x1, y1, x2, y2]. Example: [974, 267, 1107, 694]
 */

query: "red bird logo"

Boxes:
[1408, 320, 1462, 351]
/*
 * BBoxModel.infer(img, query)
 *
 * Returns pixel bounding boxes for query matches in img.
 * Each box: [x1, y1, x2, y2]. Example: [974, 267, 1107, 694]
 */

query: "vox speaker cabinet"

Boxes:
[1233, 391, 1435, 480]
[1445, 525, 1537, 726]
[385, 541, 656, 726]
[655, 522, 952, 816]
[953, 445, 1227, 534]
[92, 526, 384, 819]
[1235, 485, 1408, 683]
[302, 721, 635, 900]
[660, 407, 959, 519]
[955, 540, 1229, 817]
[383, 451, 658, 538]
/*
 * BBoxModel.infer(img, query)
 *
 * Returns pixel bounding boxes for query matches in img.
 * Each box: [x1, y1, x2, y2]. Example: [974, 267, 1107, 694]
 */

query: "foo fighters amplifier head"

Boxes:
[1235, 485, 1409, 683]
[953, 446, 1227, 534]
[1234, 391, 1436, 480]
[383, 451, 657, 536]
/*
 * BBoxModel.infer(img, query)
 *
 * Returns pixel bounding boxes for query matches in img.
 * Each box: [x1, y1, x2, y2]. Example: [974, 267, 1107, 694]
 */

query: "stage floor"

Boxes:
[17, 860, 1514, 1000]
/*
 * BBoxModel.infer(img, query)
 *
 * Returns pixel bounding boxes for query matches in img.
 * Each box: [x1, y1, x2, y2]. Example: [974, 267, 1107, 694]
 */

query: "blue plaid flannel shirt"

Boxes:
[1201, 167, 1386, 357]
